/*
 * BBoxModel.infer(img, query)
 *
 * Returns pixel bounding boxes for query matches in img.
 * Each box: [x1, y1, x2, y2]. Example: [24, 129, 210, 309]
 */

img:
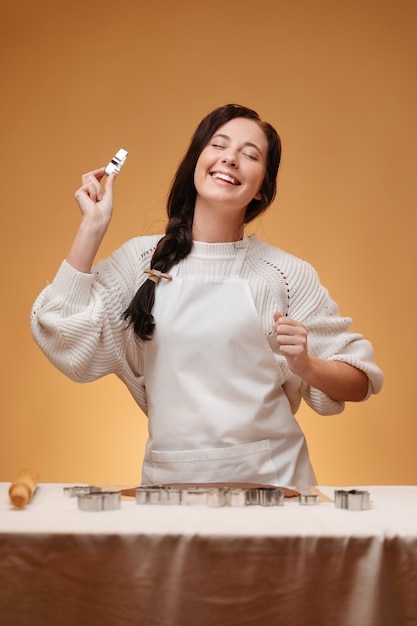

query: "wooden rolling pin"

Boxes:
[9, 468, 40, 508]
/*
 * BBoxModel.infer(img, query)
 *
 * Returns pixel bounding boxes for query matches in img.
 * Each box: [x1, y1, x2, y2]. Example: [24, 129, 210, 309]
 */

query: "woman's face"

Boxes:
[193, 117, 268, 216]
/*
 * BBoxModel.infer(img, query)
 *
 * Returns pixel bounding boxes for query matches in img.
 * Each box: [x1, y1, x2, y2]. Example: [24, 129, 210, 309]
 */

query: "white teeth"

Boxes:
[211, 172, 239, 185]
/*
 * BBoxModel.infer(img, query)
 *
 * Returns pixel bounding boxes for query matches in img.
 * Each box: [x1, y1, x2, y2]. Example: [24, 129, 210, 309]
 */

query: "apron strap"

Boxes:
[231, 237, 249, 277]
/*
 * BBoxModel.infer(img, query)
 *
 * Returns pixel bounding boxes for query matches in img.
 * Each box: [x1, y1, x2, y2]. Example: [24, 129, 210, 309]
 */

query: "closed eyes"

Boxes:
[211, 143, 259, 161]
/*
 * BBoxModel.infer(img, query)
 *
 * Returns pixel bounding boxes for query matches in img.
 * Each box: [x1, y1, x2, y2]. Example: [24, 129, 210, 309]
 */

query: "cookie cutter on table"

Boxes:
[334, 489, 371, 510]
[104, 148, 128, 175]
[135, 485, 285, 507]
[63, 485, 102, 498]
[299, 493, 320, 506]
[77, 491, 121, 512]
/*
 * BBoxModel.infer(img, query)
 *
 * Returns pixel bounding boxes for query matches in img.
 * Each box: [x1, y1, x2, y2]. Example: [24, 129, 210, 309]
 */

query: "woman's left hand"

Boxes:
[273, 311, 369, 401]
[273, 311, 311, 377]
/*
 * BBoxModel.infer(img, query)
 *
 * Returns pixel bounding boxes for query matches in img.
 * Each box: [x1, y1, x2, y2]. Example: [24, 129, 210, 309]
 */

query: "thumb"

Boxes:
[103, 172, 116, 200]
[274, 311, 284, 322]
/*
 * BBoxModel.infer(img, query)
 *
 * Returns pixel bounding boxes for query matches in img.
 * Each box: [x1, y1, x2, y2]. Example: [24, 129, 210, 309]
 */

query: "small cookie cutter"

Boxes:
[334, 489, 370, 510]
[182, 488, 210, 506]
[207, 487, 228, 508]
[77, 491, 121, 512]
[63, 485, 102, 498]
[228, 489, 247, 507]
[256, 487, 284, 506]
[136, 485, 175, 505]
[299, 493, 319, 506]
[104, 148, 128, 175]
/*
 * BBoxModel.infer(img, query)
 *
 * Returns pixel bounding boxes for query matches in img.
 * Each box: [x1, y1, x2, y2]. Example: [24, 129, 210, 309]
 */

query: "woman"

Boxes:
[31, 104, 383, 487]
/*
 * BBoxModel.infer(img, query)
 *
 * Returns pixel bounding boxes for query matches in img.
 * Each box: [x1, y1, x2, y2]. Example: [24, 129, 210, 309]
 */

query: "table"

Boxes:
[1, 483, 416, 626]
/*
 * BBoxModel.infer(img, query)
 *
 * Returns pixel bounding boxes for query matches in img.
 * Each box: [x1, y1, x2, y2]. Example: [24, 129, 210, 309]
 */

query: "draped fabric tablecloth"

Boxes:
[0, 483, 416, 626]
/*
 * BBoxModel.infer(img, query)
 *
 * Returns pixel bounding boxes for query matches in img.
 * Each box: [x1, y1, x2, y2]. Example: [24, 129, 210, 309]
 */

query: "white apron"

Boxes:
[142, 240, 316, 488]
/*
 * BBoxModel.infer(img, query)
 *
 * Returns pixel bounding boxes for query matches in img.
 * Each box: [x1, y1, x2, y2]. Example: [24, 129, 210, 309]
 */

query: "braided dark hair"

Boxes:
[124, 104, 282, 340]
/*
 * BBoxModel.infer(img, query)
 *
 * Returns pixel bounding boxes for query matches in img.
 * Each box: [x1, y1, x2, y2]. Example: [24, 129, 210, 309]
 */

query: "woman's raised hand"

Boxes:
[74, 168, 116, 229]
[66, 168, 118, 273]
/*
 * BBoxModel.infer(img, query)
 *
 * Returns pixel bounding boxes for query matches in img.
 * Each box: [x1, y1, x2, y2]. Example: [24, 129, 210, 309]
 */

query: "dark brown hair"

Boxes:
[124, 104, 282, 340]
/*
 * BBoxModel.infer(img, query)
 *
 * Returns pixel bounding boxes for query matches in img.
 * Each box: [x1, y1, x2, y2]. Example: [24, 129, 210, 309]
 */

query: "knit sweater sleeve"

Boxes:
[283, 254, 383, 415]
[253, 239, 384, 416]
[30, 236, 158, 382]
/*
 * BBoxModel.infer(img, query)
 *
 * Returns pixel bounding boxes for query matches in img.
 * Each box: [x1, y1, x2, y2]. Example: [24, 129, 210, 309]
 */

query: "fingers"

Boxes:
[273, 310, 283, 323]
[273, 311, 294, 335]
[79, 168, 106, 202]
[102, 171, 116, 200]
[274, 312, 310, 376]
[274, 312, 307, 353]
[75, 167, 117, 205]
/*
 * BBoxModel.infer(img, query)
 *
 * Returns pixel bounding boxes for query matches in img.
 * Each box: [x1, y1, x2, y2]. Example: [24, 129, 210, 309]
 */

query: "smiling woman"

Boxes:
[30, 103, 383, 489]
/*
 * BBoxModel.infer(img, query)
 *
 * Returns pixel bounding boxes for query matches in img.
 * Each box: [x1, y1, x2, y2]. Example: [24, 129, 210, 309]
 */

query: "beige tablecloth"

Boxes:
[0, 483, 416, 625]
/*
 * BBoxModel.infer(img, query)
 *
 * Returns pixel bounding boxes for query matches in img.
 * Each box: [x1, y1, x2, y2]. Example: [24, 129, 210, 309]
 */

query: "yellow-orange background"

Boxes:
[1, 0, 416, 485]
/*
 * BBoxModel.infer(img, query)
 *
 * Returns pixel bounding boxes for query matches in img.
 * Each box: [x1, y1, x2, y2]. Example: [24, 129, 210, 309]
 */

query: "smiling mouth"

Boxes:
[210, 172, 241, 186]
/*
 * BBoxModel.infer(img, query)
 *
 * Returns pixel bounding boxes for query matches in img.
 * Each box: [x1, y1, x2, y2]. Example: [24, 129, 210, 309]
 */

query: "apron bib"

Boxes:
[142, 240, 316, 487]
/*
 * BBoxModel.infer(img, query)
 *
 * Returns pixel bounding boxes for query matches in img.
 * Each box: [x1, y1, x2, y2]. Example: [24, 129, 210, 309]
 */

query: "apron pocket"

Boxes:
[148, 439, 278, 485]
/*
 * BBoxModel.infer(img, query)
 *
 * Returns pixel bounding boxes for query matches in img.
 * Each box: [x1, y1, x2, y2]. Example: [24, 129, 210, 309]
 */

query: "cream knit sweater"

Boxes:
[31, 234, 383, 416]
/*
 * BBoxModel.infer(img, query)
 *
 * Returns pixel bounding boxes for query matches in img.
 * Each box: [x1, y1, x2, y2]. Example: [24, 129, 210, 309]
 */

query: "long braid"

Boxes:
[123, 211, 193, 340]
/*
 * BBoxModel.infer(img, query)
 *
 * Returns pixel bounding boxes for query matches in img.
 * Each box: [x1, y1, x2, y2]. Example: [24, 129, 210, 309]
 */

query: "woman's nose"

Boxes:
[221, 149, 238, 167]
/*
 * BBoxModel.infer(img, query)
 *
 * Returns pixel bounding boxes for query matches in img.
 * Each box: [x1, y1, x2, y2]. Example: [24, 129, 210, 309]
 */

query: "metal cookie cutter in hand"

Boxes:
[104, 148, 128, 175]
[334, 489, 371, 510]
